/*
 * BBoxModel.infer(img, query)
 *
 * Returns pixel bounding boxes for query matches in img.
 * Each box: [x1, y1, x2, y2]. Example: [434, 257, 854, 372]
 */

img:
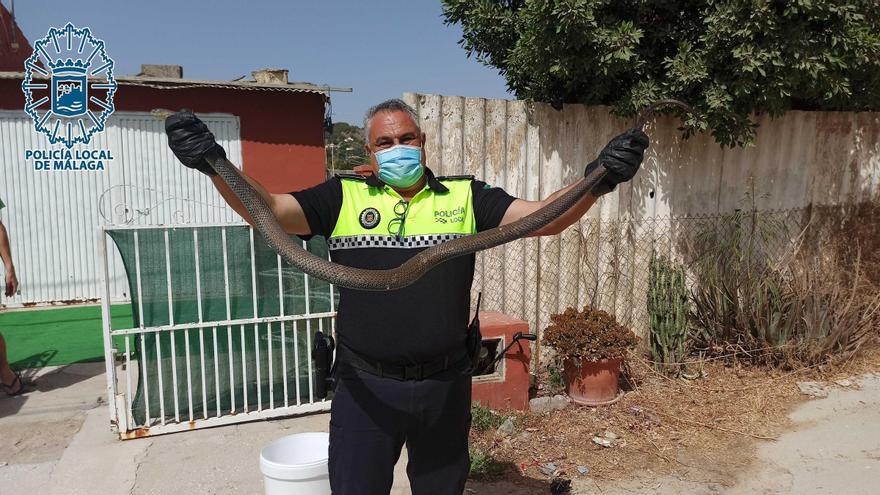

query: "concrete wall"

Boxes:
[404, 92, 880, 357]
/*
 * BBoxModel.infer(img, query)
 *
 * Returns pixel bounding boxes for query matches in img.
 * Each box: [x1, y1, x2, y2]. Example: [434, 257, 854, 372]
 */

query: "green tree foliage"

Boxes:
[441, 0, 880, 147]
[326, 122, 368, 171]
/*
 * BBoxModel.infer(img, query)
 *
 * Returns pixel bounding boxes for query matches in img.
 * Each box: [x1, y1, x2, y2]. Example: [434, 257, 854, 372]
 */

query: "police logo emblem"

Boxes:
[359, 208, 380, 229]
[22, 23, 117, 148]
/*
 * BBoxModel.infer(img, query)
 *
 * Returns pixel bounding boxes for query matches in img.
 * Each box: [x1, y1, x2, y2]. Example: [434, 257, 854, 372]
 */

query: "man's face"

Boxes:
[364, 110, 427, 176]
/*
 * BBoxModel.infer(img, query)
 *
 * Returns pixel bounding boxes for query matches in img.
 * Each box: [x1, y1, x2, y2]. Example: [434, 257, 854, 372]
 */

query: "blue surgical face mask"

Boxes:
[375, 145, 424, 188]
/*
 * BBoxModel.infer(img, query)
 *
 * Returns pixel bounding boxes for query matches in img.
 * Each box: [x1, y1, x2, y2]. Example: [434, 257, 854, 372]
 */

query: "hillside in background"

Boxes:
[326, 122, 367, 171]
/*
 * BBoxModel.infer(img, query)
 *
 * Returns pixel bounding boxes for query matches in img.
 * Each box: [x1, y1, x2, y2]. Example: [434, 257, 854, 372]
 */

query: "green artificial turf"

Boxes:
[0, 304, 133, 369]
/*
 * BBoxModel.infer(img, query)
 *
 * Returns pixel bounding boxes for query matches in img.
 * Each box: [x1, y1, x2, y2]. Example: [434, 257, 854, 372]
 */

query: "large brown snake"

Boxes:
[155, 99, 692, 290]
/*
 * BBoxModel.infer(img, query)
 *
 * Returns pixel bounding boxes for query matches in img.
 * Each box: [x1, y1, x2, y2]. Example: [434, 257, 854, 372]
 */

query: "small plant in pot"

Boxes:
[543, 306, 639, 406]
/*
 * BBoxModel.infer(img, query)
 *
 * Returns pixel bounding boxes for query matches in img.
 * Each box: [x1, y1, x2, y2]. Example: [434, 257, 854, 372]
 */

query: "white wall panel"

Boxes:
[0, 110, 242, 305]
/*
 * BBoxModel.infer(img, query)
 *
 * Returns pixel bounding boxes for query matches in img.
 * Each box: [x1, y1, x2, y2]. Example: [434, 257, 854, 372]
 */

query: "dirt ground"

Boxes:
[466, 346, 880, 494]
[1, 347, 878, 494]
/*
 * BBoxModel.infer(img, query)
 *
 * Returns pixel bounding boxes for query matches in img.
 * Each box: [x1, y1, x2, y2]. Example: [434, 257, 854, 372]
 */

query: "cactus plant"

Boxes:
[648, 254, 690, 374]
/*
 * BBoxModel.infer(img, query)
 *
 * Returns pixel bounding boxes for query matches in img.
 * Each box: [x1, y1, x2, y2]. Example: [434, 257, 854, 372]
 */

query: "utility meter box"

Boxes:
[471, 311, 532, 411]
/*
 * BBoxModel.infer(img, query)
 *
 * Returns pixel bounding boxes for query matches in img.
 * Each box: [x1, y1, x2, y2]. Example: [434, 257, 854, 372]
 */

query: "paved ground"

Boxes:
[1, 364, 878, 494]
[0, 363, 411, 494]
[726, 373, 880, 495]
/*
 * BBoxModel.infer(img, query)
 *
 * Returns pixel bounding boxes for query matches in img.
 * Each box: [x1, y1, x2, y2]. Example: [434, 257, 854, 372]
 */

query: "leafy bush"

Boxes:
[471, 402, 504, 432]
[544, 306, 638, 361]
[546, 364, 564, 394]
[469, 445, 507, 477]
[648, 255, 689, 373]
[442, 0, 880, 147]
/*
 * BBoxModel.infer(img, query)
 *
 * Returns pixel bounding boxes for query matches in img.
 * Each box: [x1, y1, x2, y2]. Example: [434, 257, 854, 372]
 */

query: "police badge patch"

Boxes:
[359, 207, 380, 229]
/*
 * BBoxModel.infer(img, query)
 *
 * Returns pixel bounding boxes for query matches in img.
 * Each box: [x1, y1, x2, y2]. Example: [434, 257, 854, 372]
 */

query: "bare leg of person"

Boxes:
[0, 332, 22, 392]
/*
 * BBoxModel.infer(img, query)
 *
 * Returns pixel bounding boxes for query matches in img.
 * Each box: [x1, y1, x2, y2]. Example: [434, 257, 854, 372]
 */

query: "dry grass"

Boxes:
[688, 213, 880, 369]
[470, 343, 880, 487]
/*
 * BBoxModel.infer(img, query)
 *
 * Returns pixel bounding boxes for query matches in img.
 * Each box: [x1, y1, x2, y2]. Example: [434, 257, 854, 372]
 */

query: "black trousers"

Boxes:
[328, 361, 472, 495]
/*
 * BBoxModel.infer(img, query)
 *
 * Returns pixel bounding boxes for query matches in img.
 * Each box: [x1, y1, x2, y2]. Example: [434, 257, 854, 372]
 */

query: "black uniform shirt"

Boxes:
[292, 168, 515, 364]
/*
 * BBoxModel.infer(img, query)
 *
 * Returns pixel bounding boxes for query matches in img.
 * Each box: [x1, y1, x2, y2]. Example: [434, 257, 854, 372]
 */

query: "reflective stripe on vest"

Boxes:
[330, 178, 475, 250]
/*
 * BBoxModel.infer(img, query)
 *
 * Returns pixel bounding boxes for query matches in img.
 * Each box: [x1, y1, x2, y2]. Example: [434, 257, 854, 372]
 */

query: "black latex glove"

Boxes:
[164, 109, 226, 176]
[584, 127, 650, 196]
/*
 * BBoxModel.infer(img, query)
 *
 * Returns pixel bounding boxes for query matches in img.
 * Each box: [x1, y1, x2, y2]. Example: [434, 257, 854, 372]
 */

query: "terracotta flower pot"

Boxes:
[563, 357, 623, 406]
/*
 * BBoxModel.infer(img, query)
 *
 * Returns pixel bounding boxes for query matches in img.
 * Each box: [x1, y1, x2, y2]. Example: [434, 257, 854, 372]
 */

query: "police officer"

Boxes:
[165, 99, 648, 494]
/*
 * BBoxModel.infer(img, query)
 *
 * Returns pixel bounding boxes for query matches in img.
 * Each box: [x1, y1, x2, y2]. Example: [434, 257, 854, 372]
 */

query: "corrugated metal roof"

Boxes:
[0, 71, 351, 94]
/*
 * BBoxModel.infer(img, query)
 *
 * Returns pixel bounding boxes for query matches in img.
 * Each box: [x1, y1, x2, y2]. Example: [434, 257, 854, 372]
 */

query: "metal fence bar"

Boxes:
[154, 257, 167, 430]
[293, 319, 302, 406]
[98, 228, 119, 428]
[164, 229, 180, 423]
[303, 240, 314, 404]
[250, 229, 263, 410]
[221, 227, 235, 413]
[227, 325, 235, 413]
[119, 401, 332, 439]
[268, 322, 274, 409]
[140, 334, 150, 423]
[212, 325, 220, 418]
[107, 221, 249, 231]
[326, 268, 336, 405]
[155, 330, 166, 426]
[124, 335, 132, 424]
[133, 231, 151, 425]
[193, 229, 208, 420]
[108, 312, 338, 336]
[250, 227, 259, 316]
[184, 329, 193, 422]
[199, 329, 207, 420]
[278, 254, 289, 408]
[133, 231, 145, 327]
[240, 324, 248, 412]
[255, 323, 262, 412]
[317, 318, 324, 402]
[329, 278, 336, 336]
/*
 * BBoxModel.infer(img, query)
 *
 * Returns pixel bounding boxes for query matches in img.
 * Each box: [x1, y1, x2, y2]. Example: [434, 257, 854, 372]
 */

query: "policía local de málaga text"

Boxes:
[26, 149, 114, 170]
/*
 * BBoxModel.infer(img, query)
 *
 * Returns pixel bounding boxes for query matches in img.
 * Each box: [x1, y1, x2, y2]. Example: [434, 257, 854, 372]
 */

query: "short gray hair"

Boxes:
[363, 99, 420, 142]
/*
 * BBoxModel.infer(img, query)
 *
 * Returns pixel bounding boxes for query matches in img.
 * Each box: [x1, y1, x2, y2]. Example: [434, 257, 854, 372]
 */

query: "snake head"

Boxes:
[150, 108, 175, 120]
[635, 99, 697, 129]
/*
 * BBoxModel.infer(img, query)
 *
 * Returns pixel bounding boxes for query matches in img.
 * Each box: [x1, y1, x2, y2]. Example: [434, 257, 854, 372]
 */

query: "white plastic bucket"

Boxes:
[260, 432, 331, 495]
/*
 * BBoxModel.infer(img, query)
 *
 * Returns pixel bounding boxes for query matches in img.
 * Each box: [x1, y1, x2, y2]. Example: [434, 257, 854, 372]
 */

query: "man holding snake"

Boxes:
[165, 98, 647, 494]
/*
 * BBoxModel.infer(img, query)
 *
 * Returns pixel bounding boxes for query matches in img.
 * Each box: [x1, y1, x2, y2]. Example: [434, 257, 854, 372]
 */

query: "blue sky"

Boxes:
[10, 0, 514, 124]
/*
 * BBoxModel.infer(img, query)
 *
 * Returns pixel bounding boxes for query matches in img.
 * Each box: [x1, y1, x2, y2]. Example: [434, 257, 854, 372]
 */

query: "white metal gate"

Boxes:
[100, 224, 334, 439]
[0, 110, 242, 305]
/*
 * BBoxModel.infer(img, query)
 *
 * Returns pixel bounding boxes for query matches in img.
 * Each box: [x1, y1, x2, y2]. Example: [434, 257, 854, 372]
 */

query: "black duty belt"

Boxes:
[337, 344, 470, 381]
